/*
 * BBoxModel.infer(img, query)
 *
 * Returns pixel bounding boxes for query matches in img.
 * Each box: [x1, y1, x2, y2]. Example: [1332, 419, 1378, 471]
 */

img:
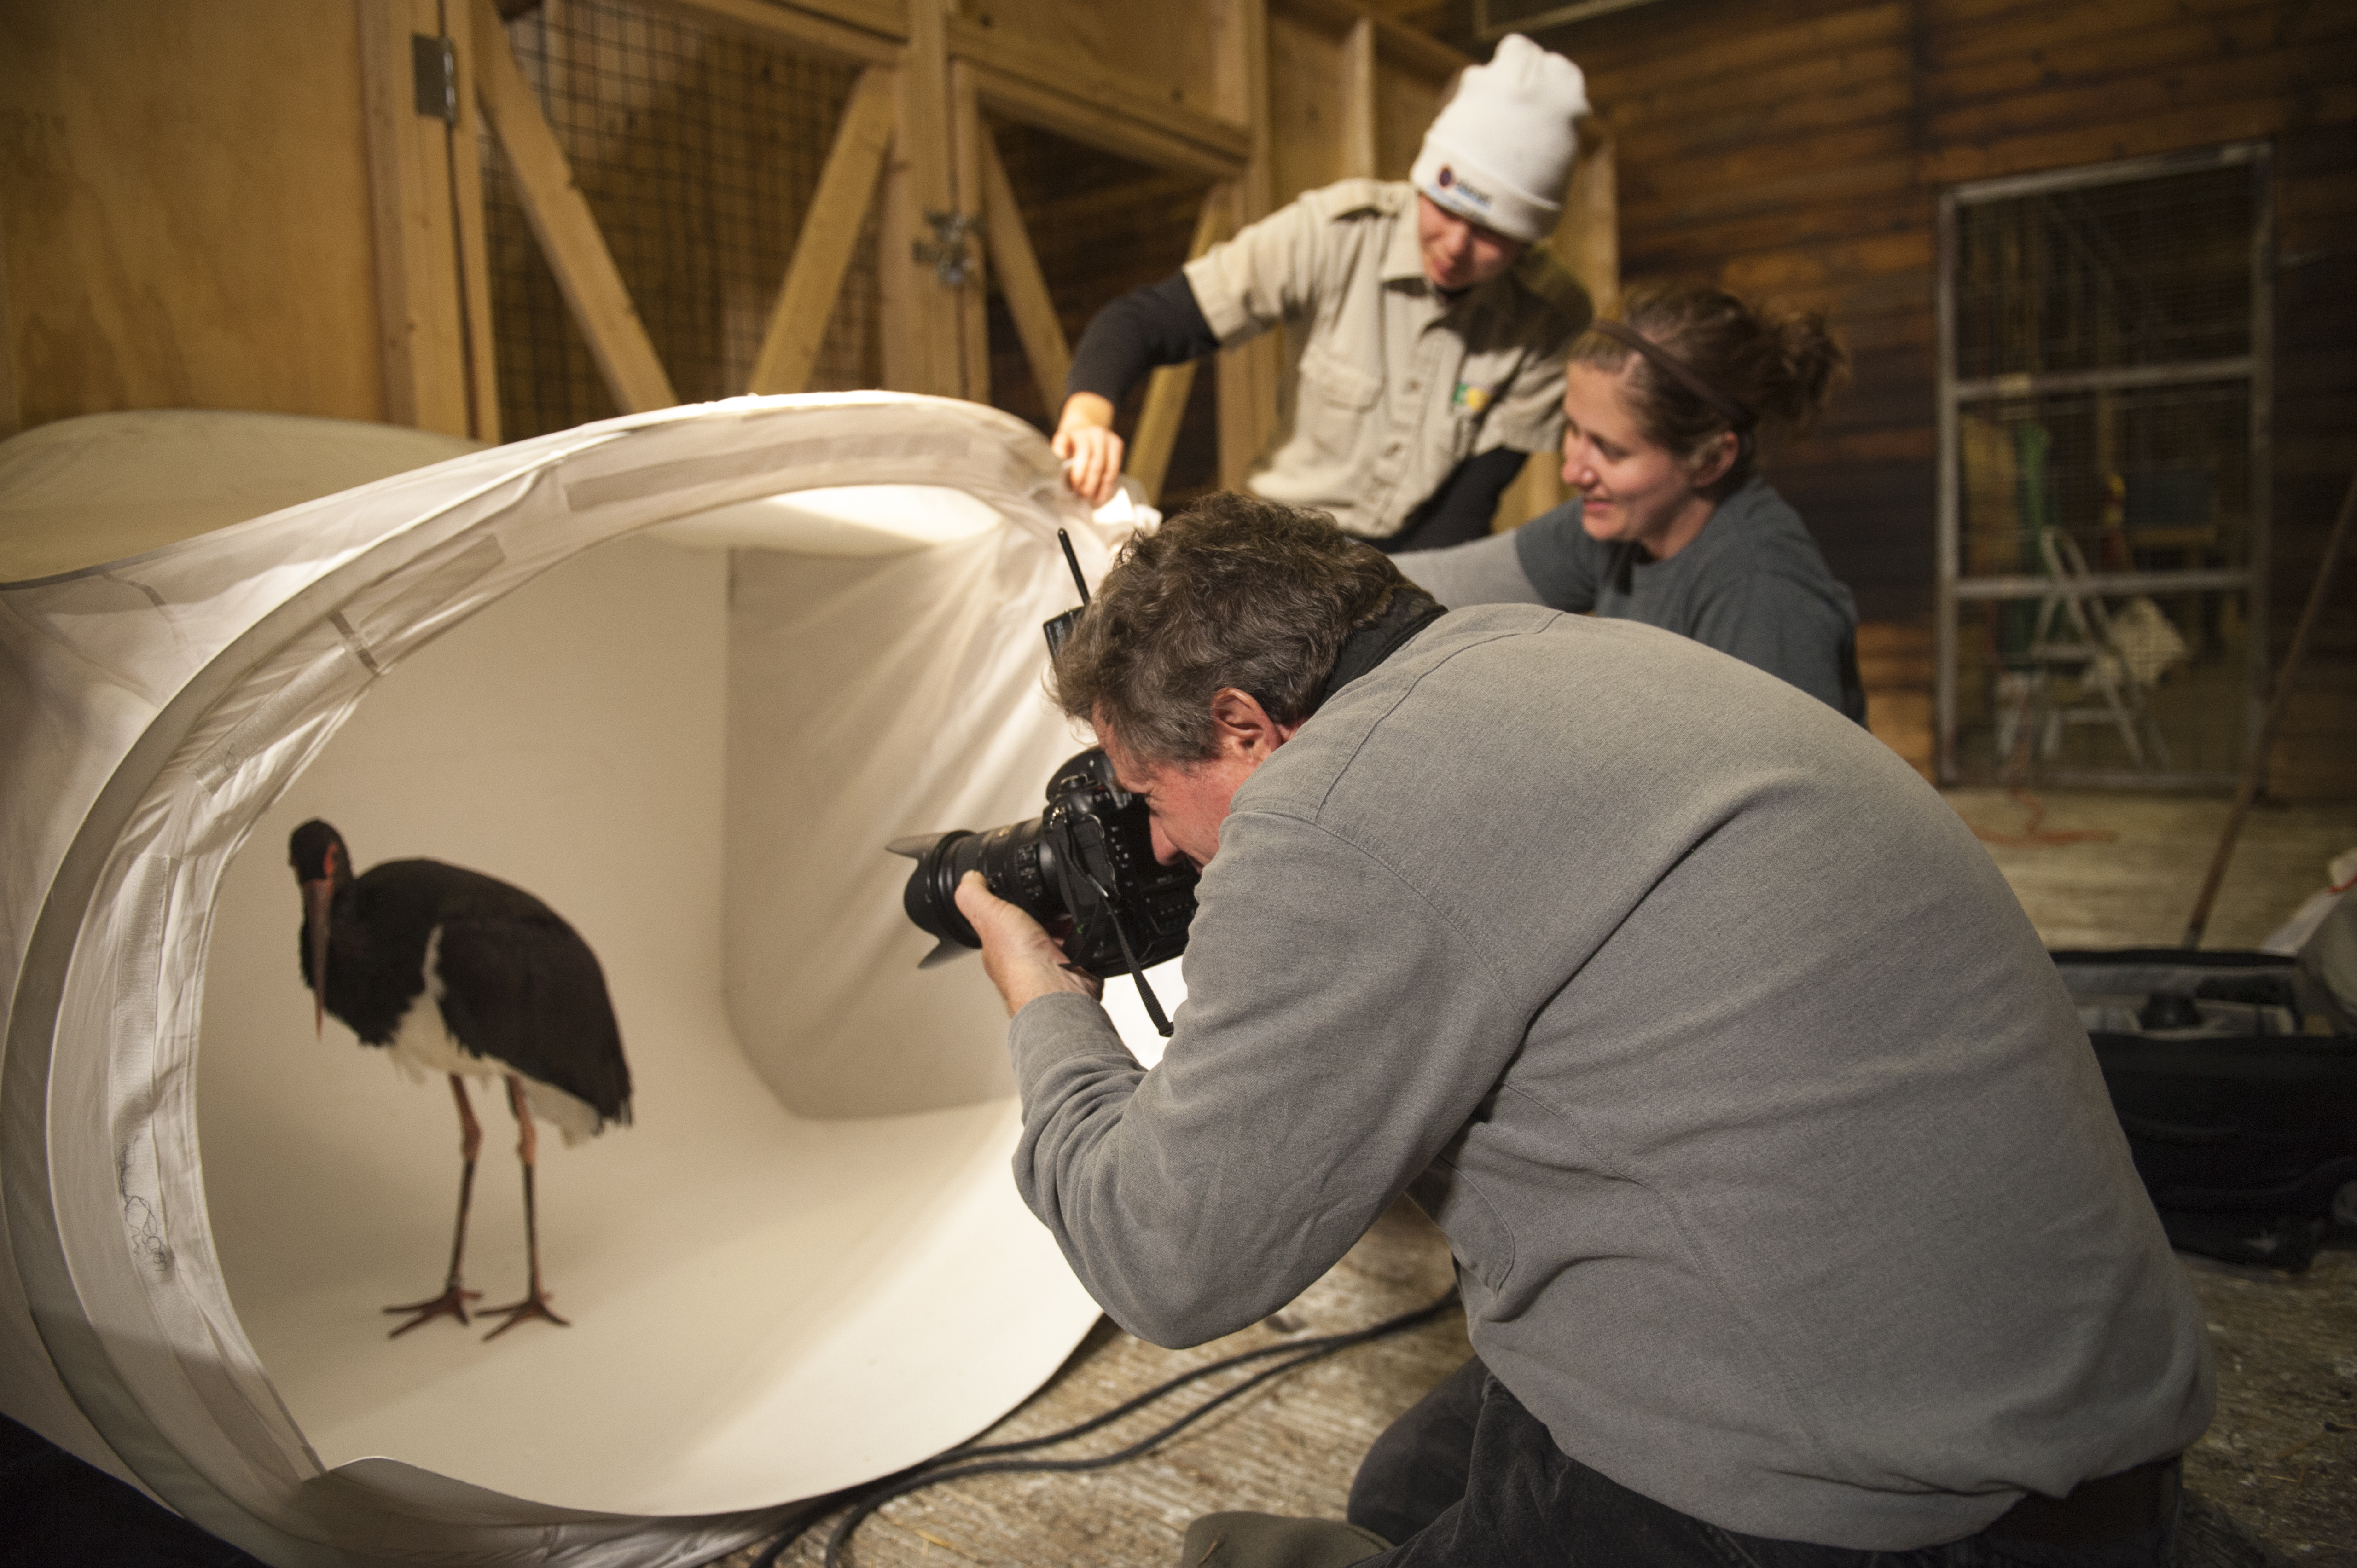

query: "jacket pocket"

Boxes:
[1295, 343, 1384, 461]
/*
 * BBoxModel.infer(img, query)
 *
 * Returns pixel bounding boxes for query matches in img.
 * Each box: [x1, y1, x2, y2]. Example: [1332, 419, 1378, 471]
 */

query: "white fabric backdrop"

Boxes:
[1, 397, 1147, 1565]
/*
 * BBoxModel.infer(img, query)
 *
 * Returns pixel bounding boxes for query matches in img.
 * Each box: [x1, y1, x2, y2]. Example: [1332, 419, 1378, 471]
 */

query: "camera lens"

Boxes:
[900, 816, 1062, 952]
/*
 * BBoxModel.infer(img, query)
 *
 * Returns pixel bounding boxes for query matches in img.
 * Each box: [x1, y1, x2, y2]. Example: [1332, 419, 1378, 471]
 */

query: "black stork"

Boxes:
[289, 819, 632, 1339]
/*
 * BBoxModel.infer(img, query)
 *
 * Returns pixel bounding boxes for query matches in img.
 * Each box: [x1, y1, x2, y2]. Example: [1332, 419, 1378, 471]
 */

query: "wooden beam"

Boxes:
[653, 0, 902, 63]
[1338, 17, 1377, 179]
[1217, 0, 1277, 491]
[954, 35, 1250, 179]
[748, 66, 898, 396]
[1559, 120, 1618, 314]
[470, 0, 676, 414]
[0, 194, 18, 439]
[881, 0, 964, 396]
[977, 124, 1070, 416]
[1129, 186, 1230, 503]
[359, 0, 474, 436]
[949, 60, 991, 401]
[1273, 0, 1466, 80]
[447, 5, 500, 442]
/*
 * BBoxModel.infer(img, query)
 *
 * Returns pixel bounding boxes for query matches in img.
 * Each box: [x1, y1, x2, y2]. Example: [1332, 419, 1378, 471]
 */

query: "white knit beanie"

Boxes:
[1410, 35, 1589, 244]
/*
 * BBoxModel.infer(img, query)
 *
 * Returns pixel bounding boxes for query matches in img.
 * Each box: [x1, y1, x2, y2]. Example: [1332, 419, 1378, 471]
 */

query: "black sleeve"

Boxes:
[1376, 446, 1534, 555]
[1065, 271, 1221, 404]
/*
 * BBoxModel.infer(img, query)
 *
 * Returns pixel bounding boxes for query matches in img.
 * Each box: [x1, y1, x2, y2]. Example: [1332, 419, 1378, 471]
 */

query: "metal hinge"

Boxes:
[412, 34, 459, 125]
[912, 210, 983, 288]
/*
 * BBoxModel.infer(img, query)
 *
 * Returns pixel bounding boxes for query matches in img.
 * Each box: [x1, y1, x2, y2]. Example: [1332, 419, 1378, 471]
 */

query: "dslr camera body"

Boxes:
[890, 528, 1194, 1031]
[896, 746, 1196, 979]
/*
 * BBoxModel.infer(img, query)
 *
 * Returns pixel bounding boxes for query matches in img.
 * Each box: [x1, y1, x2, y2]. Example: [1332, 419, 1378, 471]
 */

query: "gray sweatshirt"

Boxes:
[1007, 606, 2210, 1551]
[1396, 477, 1864, 718]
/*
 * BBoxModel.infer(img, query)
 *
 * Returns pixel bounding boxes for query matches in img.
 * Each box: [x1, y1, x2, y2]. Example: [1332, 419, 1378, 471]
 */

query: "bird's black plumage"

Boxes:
[290, 820, 630, 1126]
[289, 817, 631, 1338]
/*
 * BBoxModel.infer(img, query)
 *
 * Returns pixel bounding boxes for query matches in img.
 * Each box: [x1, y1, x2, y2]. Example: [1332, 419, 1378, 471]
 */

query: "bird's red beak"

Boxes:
[302, 878, 334, 1037]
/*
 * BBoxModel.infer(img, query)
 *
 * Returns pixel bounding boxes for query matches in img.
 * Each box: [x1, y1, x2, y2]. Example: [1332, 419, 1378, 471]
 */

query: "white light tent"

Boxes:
[0, 395, 1163, 1566]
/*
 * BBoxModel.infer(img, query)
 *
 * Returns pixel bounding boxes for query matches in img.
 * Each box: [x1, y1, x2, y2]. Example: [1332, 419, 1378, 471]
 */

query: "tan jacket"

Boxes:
[1184, 179, 1589, 538]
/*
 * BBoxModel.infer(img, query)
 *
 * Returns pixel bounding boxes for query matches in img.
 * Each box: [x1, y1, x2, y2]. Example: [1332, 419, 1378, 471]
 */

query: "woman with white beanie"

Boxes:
[1052, 35, 1594, 553]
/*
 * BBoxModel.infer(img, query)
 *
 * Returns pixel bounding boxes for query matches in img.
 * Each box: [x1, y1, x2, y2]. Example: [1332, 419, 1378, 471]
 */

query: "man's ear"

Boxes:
[1208, 688, 1300, 762]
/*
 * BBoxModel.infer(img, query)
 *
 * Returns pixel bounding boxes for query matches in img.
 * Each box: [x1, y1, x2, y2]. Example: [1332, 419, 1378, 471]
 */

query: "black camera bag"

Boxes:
[2055, 947, 2357, 1271]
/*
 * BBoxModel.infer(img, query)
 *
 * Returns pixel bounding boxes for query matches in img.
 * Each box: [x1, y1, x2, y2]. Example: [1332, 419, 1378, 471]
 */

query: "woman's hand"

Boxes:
[955, 871, 1103, 1017]
[1052, 393, 1124, 506]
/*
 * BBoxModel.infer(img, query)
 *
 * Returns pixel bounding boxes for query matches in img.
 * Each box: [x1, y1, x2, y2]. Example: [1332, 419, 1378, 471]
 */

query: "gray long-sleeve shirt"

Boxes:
[1007, 606, 2209, 1551]
[1395, 477, 1864, 718]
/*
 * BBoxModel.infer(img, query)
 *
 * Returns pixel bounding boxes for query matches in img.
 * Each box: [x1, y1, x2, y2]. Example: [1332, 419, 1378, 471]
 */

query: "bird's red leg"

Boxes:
[483, 1075, 570, 1337]
[384, 1076, 486, 1337]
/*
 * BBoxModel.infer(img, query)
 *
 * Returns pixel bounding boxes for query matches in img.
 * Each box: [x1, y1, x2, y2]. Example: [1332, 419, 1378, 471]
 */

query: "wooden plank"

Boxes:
[0, 197, 17, 438]
[1573, 1, 1909, 105]
[946, 15, 1254, 173]
[1266, 8, 1345, 207]
[748, 66, 896, 396]
[656, 0, 902, 62]
[1275, 0, 1467, 80]
[1339, 17, 1377, 180]
[1217, 0, 1277, 492]
[2, 0, 388, 430]
[470, 0, 676, 413]
[944, 0, 1237, 130]
[881, 0, 964, 396]
[1718, 230, 1934, 296]
[977, 123, 1071, 416]
[1372, 51, 1443, 182]
[360, 0, 466, 434]
[949, 60, 991, 401]
[961, 59, 1248, 181]
[1557, 126, 1617, 315]
[1921, 0, 2347, 111]
[1615, 72, 1915, 168]
[1129, 187, 1231, 503]
[1920, 0, 2320, 73]
[1923, 44, 2357, 148]
[1919, 87, 2357, 186]
[1608, 42, 1913, 137]
[446, 4, 499, 442]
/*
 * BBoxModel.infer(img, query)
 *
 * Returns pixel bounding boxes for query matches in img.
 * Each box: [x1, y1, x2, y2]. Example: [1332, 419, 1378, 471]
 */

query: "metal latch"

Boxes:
[912, 210, 983, 288]
[412, 34, 459, 125]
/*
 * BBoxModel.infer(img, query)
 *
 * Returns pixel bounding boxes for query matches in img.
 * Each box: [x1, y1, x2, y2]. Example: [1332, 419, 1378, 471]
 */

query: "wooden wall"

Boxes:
[1533, 0, 2356, 798]
[0, 0, 389, 434]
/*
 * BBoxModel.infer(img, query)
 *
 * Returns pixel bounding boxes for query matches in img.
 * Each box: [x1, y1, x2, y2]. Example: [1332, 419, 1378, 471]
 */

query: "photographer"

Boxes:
[956, 496, 2209, 1568]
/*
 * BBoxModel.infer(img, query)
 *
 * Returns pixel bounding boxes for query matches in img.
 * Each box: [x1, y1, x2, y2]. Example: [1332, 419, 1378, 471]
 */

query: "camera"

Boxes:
[892, 747, 1197, 981]
[888, 528, 1193, 1034]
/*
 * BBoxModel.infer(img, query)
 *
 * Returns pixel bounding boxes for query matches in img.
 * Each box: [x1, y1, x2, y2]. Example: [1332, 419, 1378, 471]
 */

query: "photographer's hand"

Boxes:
[956, 871, 1104, 1015]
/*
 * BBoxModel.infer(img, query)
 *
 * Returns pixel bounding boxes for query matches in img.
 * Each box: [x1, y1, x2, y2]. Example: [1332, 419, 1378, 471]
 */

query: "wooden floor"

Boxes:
[721, 788, 2357, 1568]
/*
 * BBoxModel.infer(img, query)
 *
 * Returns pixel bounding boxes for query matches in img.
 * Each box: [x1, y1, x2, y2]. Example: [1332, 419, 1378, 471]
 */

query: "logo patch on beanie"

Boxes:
[1435, 165, 1493, 214]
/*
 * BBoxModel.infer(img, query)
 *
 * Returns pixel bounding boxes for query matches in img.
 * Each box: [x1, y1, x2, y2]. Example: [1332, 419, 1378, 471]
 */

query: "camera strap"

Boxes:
[1312, 587, 1447, 713]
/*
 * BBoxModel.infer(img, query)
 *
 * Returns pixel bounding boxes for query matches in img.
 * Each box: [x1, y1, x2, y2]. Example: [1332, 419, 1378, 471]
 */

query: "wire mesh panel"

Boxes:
[480, 0, 877, 442]
[1938, 146, 2270, 787]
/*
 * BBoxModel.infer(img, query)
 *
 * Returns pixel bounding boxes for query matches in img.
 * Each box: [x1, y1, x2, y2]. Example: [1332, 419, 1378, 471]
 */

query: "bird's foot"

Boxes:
[383, 1282, 481, 1338]
[481, 1288, 570, 1339]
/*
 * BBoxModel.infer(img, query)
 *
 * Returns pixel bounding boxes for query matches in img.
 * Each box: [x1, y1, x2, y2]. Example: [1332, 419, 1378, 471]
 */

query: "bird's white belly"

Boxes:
[378, 926, 606, 1146]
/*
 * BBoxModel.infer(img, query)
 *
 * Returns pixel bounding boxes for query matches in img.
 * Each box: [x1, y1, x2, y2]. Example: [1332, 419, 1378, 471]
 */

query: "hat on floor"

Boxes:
[1410, 34, 1589, 244]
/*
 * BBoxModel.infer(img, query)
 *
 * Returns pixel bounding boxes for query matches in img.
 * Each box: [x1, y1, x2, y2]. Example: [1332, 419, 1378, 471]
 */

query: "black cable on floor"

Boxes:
[751, 1289, 1460, 1568]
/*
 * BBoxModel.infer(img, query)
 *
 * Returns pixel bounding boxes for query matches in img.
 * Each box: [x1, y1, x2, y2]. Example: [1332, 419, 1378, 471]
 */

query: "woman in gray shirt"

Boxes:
[1399, 283, 1866, 720]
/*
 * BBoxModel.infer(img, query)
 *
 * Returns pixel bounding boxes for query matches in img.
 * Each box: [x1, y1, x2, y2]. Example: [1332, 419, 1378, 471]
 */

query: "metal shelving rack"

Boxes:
[1935, 141, 2273, 787]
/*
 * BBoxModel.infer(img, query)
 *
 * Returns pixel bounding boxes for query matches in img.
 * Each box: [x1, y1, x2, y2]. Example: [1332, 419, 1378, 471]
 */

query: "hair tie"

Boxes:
[1590, 319, 1755, 432]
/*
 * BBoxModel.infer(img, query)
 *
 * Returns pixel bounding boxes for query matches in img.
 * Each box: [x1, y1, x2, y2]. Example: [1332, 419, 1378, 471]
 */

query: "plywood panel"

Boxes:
[952, 0, 1236, 132]
[1371, 53, 1445, 183]
[0, 0, 386, 429]
[1267, 8, 1347, 206]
